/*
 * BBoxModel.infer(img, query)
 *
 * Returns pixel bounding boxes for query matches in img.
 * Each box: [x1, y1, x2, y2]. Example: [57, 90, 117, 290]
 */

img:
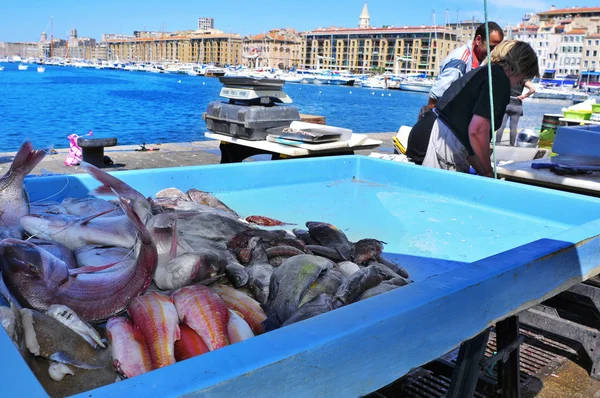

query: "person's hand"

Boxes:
[518, 95, 526, 101]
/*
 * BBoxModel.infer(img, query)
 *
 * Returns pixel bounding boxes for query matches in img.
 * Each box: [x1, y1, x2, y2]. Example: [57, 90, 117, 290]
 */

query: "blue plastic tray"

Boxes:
[7, 155, 600, 397]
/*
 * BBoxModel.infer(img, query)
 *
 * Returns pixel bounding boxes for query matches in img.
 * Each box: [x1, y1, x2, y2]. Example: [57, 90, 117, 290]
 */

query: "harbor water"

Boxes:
[0, 63, 569, 152]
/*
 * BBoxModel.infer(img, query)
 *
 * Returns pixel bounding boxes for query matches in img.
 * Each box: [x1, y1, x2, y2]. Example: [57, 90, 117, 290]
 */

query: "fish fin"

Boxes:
[81, 162, 138, 199]
[175, 324, 181, 342]
[90, 185, 115, 197]
[11, 142, 47, 175]
[79, 207, 119, 225]
[168, 219, 179, 261]
[49, 351, 106, 370]
[230, 309, 245, 319]
[68, 261, 121, 276]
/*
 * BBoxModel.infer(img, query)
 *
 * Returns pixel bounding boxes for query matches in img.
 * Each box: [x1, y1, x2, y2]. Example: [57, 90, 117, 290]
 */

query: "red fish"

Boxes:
[245, 215, 296, 226]
[172, 285, 229, 351]
[174, 324, 209, 361]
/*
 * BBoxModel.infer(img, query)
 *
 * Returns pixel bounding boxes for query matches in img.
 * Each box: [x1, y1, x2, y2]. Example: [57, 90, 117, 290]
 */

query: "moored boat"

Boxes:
[399, 79, 434, 93]
[17, 63, 28, 71]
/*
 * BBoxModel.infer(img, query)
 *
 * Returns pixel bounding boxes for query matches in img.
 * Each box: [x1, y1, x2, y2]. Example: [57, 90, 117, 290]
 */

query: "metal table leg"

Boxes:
[495, 316, 521, 398]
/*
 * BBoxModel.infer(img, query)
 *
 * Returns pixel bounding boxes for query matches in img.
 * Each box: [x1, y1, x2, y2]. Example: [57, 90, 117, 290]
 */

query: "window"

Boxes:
[585, 60, 589, 68]
[587, 50, 591, 56]
[595, 50, 598, 57]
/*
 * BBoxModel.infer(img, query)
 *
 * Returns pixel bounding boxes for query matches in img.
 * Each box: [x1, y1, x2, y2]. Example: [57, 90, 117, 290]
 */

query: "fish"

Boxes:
[19, 211, 138, 251]
[306, 244, 345, 262]
[0, 141, 47, 239]
[306, 221, 353, 261]
[154, 250, 226, 291]
[351, 238, 384, 264]
[292, 228, 319, 246]
[263, 254, 333, 331]
[172, 285, 230, 351]
[186, 188, 239, 216]
[106, 316, 152, 378]
[174, 323, 209, 361]
[376, 255, 410, 279]
[265, 245, 305, 259]
[81, 162, 152, 224]
[358, 282, 402, 301]
[29, 201, 68, 216]
[1, 194, 157, 322]
[20, 308, 111, 369]
[74, 245, 135, 271]
[225, 260, 250, 288]
[212, 284, 266, 335]
[298, 269, 343, 307]
[227, 309, 254, 343]
[174, 211, 252, 246]
[226, 229, 290, 252]
[333, 265, 386, 308]
[146, 213, 194, 267]
[61, 197, 121, 218]
[0, 303, 20, 345]
[245, 238, 274, 305]
[127, 292, 180, 369]
[282, 293, 335, 328]
[45, 304, 105, 348]
[28, 238, 77, 269]
[155, 187, 188, 199]
[246, 215, 296, 226]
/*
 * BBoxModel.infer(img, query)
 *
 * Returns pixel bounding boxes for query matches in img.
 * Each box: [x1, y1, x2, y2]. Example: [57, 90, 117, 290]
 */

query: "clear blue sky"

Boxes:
[0, 0, 581, 42]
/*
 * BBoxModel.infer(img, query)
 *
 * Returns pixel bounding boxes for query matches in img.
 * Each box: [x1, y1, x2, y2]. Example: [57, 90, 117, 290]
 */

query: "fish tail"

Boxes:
[11, 141, 46, 174]
[81, 162, 138, 199]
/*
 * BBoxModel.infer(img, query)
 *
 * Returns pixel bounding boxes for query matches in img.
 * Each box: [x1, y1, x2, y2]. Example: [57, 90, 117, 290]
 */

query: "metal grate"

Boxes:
[369, 326, 578, 398]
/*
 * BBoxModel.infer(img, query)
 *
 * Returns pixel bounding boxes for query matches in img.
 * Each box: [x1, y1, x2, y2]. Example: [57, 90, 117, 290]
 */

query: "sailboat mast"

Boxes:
[50, 16, 54, 58]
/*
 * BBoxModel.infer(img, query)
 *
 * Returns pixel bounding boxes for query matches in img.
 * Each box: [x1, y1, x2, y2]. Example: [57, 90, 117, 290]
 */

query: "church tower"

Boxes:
[359, 3, 370, 28]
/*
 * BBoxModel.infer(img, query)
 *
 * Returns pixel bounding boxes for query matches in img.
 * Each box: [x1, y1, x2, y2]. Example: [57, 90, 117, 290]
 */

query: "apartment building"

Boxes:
[243, 28, 302, 69]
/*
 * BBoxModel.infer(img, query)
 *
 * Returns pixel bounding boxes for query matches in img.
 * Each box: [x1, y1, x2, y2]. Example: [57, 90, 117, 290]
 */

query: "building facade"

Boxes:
[242, 28, 302, 69]
[198, 18, 214, 31]
[301, 25, 456, 75]
[105, 31, 243, 65]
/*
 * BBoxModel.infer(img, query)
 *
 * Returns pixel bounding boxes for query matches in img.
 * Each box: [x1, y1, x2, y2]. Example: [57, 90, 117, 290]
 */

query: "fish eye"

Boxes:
[27, 263, 40, 273]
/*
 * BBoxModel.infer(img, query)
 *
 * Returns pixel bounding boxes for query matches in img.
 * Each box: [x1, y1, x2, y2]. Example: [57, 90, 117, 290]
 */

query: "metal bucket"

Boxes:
[516, 129, 540, 148]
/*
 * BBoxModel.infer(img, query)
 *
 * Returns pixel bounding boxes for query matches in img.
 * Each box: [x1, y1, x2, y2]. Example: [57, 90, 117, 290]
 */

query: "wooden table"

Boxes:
[205, 132, 382, 163]
[497, 158, 600, 197]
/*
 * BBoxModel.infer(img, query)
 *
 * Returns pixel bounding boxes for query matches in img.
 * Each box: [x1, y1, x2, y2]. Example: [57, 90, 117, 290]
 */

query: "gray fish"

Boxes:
[368, 261, 401, 280]
[377, 255, 410, 279]
[19, 212, 137, 251]
[333, 265, 386, 308]
[0, 141, 46, 239]
[20, 308, 111, 369]
[154, 248, 228, 291]
[245, 238, 274, 305]
[306, 221, 353, 261]
[225, 261, 249, 288]
[61, 197, 121, 218]
[29, 201, 68, 216]
[292, 228, 319, 246]
[357, 283, 400, 301]
[0, 302, 21, 345]
[146, 213, 194, 267]
[74, 245, 134, 271]
[307, 244, 345, 262]
[263, 254, 333, 331]
[175, 211, 251, 245]
[299, 269, 343, 307]
[281, 293, 335, 328]
[227, 229, 289, 251]
[186, 188, 239, 217]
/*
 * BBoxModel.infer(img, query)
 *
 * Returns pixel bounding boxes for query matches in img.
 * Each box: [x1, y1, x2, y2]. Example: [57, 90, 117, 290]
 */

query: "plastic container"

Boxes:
[592, 103, 600, 114]
[563, 109, 592, 121]
[203, 101, 301, 140]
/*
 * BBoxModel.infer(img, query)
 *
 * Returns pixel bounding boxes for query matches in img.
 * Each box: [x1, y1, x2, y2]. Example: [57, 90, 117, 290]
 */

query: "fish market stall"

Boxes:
[4, 155, 600, 397]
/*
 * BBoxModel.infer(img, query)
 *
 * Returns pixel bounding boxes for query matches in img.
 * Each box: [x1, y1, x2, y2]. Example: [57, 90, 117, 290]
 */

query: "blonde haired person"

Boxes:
[407, 40, 539, 177]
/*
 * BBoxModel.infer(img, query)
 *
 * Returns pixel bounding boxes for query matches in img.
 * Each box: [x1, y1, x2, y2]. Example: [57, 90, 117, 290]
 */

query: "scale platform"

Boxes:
[218, 76, 292, 104]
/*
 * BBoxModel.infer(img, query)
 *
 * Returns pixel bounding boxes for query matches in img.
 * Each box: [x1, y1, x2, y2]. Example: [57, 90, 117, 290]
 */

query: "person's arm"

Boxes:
[428, 59, 468, 108]
[467, 114, 494, 177]
[518, 81, 536, 101]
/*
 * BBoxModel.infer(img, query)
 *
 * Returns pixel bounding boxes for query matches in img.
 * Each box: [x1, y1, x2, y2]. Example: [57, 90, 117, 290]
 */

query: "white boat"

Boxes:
[399, 79, 435, 93]
[17, 63, 28, 71]
[532, 84, 588, 101]
[280, 73, 303, 84]
[37, 65, 45, 73]
[0, 66, 4, 71]
[362, 76, 387, 89]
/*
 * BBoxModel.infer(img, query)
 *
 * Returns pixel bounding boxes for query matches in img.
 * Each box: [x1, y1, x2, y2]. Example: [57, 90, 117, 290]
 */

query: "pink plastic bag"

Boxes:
[64, 131, 93, 166]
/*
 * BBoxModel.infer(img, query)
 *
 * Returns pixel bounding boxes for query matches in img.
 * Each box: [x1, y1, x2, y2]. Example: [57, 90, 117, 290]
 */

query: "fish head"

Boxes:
[0, 238, 65, 310]
[19, 213, 79, 239]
